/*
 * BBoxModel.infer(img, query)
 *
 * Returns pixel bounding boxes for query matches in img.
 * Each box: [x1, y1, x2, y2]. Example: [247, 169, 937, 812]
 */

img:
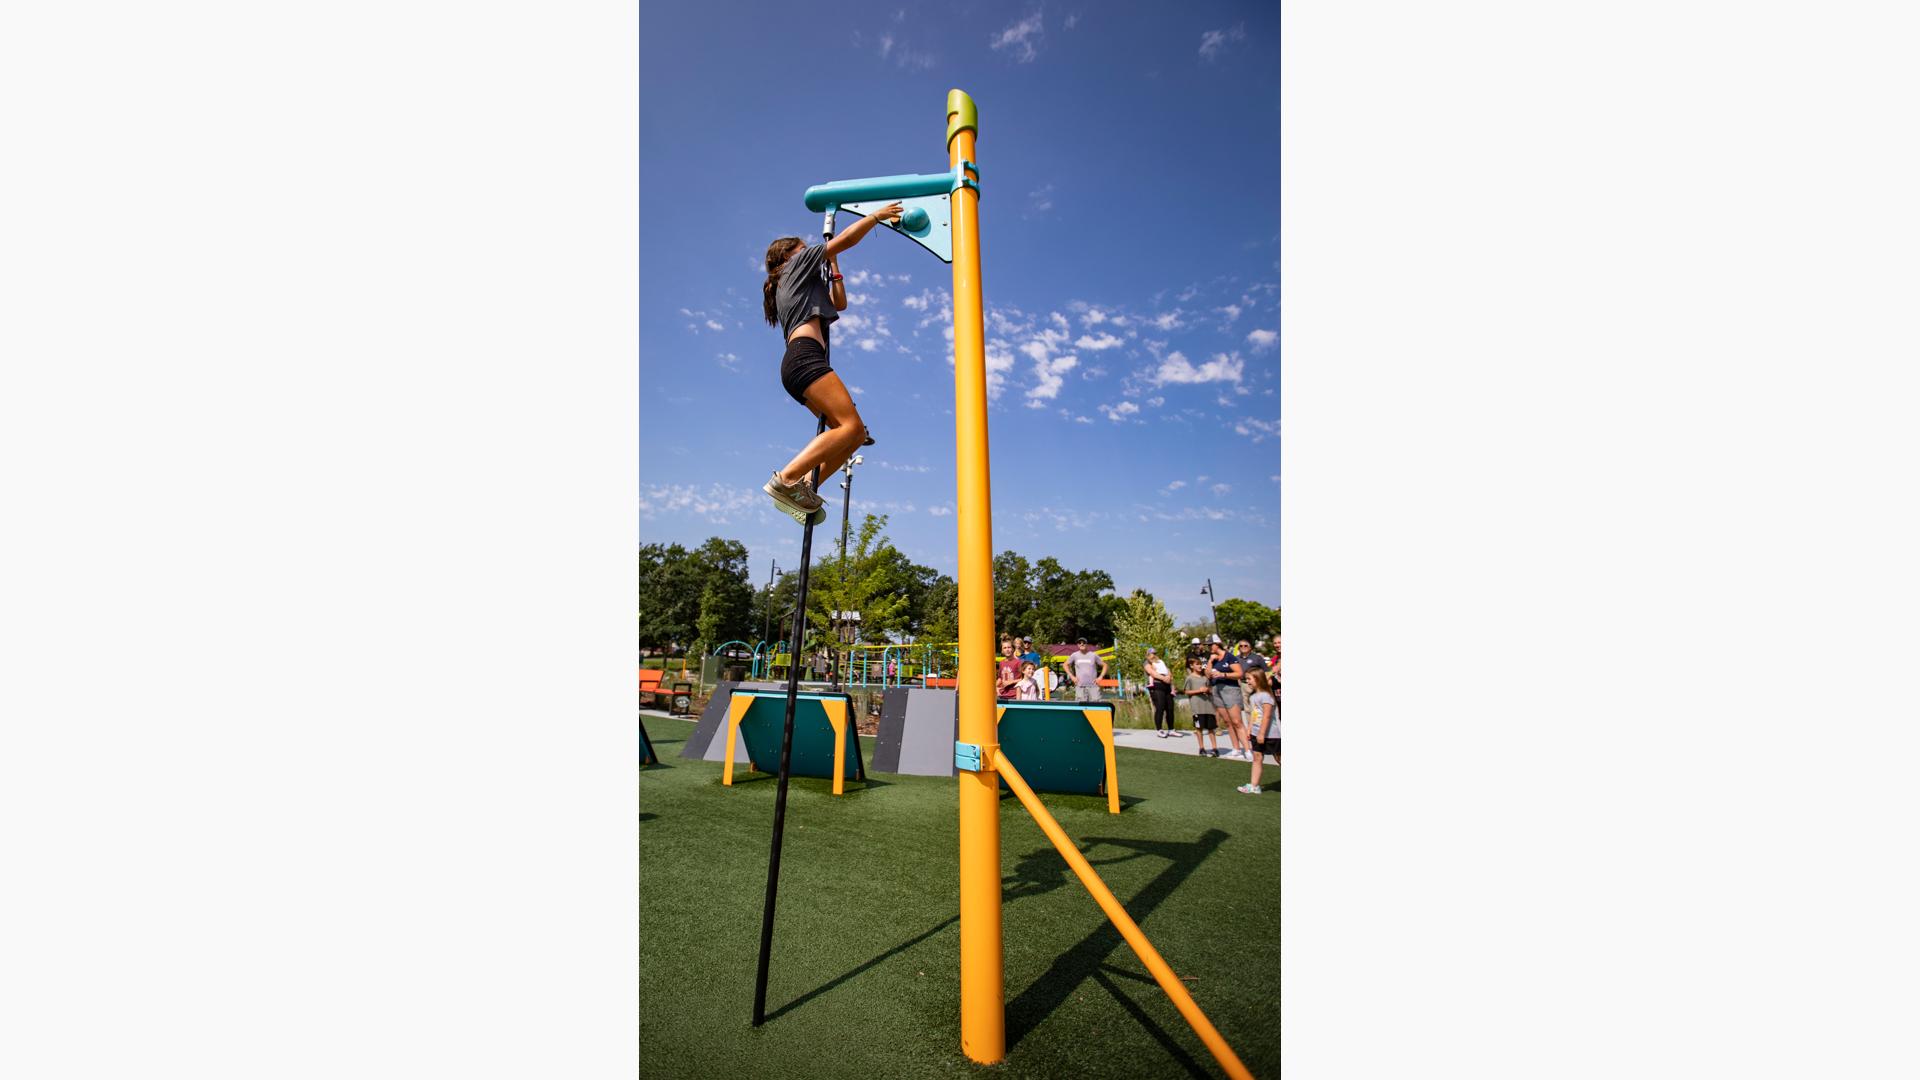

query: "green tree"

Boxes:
[692, 580, 726, 661]
[1028, 556, 1121, 645]
[1215, 597, 1281, 648]
[636, 537, 754, 652]
[918, 574, 959, 643]
[991, 551, 1035, 638]
[1113, 589, 1179, 693]
[808, 514, 912, 648]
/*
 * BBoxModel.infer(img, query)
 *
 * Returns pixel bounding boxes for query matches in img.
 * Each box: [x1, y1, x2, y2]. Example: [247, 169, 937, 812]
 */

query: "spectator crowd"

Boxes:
[994, 628, 1282, 794]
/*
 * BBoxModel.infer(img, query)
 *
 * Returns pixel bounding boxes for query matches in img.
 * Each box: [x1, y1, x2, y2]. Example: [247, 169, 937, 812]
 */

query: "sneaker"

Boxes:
[764, 470, 825, 512]
[1237, 783, 1262, 795]
[1157, 731, 1167, 739]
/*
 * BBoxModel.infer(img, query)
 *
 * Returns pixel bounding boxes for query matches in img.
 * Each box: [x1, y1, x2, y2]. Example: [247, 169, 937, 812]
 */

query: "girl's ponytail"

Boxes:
[762, 236, 805, 325]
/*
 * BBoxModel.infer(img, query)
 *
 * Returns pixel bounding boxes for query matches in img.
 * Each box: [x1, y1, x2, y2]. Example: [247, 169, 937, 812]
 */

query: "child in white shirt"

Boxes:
[1237, 669, 1279, 794]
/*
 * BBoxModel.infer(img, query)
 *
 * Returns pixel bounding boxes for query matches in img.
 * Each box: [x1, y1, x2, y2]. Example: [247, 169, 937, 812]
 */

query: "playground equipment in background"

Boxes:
[723, 689, 866, 796]
[736, 90, 1251, 1079]
[991, 700, 1120, 814]
[638, 716, 658, 767]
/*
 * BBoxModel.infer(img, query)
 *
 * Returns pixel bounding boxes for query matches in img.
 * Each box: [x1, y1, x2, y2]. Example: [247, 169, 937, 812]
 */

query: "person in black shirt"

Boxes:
[1208, 640, 1248, 760]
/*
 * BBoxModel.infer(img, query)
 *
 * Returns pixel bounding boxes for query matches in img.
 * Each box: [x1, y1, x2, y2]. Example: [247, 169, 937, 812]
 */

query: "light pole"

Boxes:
[762, 558, 781, 658]
[1201, 579, 1219, 641]
[831, 453, 863, 689]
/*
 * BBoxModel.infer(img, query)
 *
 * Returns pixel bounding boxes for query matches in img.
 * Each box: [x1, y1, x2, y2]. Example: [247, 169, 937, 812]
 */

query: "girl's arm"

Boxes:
[827, 253, 847, 311]
[824, 203, 904, 258]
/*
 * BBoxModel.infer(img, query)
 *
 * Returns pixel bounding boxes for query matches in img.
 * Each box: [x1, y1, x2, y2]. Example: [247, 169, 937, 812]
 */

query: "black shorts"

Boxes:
[1192, 713, 1217, 731]
[1253, 738, 1280, 757]
[781, 337, 832, 405]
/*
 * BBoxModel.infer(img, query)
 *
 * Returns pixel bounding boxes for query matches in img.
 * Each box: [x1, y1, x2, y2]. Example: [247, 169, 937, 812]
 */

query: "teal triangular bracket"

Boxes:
[840, 194, 952, 264]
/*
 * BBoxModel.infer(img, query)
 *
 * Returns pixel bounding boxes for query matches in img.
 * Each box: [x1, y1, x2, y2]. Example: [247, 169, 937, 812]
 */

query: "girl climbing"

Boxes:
[760, 203, 903, 524]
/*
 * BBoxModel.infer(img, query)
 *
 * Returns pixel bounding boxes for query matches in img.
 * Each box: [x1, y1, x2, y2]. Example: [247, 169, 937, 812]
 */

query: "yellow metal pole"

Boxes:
[996, 752, 1255, 1080]
[947, 87, 1004, 1066]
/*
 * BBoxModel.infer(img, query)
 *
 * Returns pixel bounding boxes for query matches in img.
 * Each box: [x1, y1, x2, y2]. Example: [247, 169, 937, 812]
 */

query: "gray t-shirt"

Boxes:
[1069, 649, 1102, 686]
[775, 242, 838, 349]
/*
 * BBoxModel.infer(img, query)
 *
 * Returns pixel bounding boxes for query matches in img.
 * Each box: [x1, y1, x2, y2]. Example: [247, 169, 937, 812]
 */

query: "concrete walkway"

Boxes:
[644, 708, 1253, 760]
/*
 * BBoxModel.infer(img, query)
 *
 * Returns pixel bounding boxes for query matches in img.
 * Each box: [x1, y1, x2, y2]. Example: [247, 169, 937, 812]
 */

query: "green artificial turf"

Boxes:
[639, 715, 1279, 1079]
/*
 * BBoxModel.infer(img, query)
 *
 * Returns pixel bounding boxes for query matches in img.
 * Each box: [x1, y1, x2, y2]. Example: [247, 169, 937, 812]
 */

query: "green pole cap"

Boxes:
[946, 89, 978, 147]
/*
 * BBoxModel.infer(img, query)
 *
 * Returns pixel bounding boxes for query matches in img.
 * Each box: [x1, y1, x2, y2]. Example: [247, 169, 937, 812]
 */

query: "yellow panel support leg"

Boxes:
[996, 753, 1254, 1080]
[723, 692, 755, 785]
[1080, 708, 1122, 815]
[820, 697, 848, 796]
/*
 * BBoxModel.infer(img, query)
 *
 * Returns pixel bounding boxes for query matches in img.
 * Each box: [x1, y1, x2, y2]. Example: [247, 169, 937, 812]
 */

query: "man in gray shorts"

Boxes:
[1067, 638, 1108, 703]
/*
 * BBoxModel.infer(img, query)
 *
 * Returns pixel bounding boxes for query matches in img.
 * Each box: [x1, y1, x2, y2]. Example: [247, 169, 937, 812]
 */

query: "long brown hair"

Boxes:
[762, 236, 805, 325]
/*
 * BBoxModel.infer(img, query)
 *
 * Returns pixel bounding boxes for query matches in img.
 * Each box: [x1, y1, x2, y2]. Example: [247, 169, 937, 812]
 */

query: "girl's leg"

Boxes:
[1249, 752, 1264, 788]
[779, 373, 866, 486]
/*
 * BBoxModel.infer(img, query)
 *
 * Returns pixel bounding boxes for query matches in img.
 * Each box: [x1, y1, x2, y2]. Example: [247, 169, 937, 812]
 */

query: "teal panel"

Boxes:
[639, 717, 657, 766]
[839, 194, 952, 264]
[735, 691, 861, 780]
[996, 701, 1111, 797]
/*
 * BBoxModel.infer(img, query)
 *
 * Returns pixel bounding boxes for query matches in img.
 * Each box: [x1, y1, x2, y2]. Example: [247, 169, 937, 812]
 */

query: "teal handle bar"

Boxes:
[804, 170, 955, 211]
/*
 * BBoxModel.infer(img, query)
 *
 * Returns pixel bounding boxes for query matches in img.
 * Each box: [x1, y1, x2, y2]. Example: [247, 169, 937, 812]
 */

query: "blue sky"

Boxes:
[639, 2, 1278, 626]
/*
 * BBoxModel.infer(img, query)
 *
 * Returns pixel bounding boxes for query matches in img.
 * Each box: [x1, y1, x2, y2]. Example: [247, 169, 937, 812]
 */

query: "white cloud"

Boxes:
[1233, 417, 1281, 443]
[1199, 23, 1247, 61]
[1075, 332, 1124, 350]
[1211, 483, 1232, 495]
[1246, 328, 1278, 349]
[638, 482, 763, 524]
[1099, 400, 1141, 422]
[990, 10, 1044, 62]
[858, 338, 881, 351]
[928, 504, 953, 516]
[1217, 303, 1242, 322]
[1077, 305, 1107, 326]
[1065, 13, 1079, 29]
[848, 385, 865, 394]
[1147, 396, 1165, 407]
[1027, 183, 1055, 216]
[903, 289, 933, 311]
[1073, 415, 1093, 424]
[716, 352, 739, 371]
[845, 269, 877, 286]
[1151, 350, 1244, 386]
[1026, 351, 1079, 404]
[705, 319, 725, 332]
[1166, 480, 1187, 491]
[1150, 310, 1185, 331]
[877, 30, 937, 70]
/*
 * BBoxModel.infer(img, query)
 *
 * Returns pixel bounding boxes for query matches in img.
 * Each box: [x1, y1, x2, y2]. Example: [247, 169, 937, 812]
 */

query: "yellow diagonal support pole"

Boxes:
[997, 753, 1255, 1080]
[947, 87, 1005, 1067]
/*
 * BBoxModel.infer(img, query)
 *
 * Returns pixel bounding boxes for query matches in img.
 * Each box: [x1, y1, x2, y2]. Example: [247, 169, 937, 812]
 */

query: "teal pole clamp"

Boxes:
[955, 741, 983, 772]
[950, 159, 980, 197]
